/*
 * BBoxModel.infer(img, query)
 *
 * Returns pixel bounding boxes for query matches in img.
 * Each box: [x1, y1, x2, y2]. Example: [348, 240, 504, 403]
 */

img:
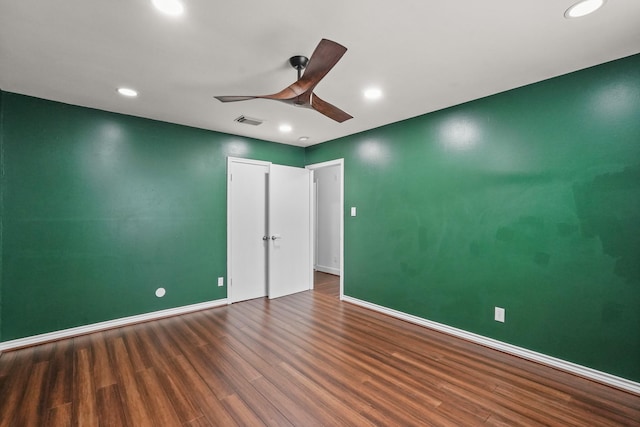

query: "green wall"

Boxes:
[306, 54, 640, 382]
[0, 93, 304, 341]
[1, 54, 639, 383]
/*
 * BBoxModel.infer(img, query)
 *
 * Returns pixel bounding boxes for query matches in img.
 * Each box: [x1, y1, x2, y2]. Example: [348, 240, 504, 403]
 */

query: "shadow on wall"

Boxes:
[573, 164, 640, 284]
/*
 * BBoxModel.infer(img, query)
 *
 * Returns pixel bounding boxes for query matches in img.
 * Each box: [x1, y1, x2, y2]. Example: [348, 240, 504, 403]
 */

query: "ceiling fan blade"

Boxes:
[214, 95, 258, 102]
[214, 39, 351, 123]
[257, 39, 347, 104]
[216, 85, 304, 103]
[299, 39, 347, 90]
[310, 93, 353, 123]
[260, 84, 304, 100]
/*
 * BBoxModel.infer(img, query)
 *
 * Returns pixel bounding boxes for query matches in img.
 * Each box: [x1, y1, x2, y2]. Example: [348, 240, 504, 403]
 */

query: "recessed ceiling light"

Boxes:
[151, 0, 184, 16]
[364, 87, 383, 100]
[117, 87, 138, 97]
[298, 136, 309, 143]
[564, 0, 606, 18]
[279, 124, 292, 133]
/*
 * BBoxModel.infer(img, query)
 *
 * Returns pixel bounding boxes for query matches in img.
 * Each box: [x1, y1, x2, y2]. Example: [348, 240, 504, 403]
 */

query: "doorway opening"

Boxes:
[306, 159, 344, 299]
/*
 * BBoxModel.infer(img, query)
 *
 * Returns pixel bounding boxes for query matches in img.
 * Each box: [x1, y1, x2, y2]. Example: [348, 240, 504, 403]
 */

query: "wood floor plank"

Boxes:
[177, 342, 237, 399]
[493, 383, 620, 427]
[276, 361, 376, 426]
[219, 380, 294, 427]
[184, 311, 226, 343]
[95, 384, 128, 427]
[264, 336, 375, 415]
[172, 315, 209, 348]
[208, 336, 263, 382]
[130, 323, 204, 424]
[144, 318, 184, 359]
[44, 339, 74, 411]
[219, 393, 265, 426]
[359, 377, 452, 427]
[0, 349, 18, 376]
[249, 375, 329, 426]
[170, 354, 239, 427]
[90, 331, 117, 390]
[0, 273, 638, 426]
[435, 401, 491, 426]
[392, 346, 554, 426]
[33, 341, 57, 363]
[569, 393, 640, 426]
[136, 367, 183, 426]
[0, 351, 32, 427]
[119, 326, 150, 372]
[46, 402, 72, 427]
[184, 416, 214, 427]
[219, 334, 334, 425]
[110, 337, 153, 427]
[13, 360, 50, 427]
[72, 348, 98, 427]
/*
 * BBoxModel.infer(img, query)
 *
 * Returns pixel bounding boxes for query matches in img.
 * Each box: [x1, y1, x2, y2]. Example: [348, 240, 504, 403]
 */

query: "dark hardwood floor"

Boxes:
[313, 270, 340, 298]
[1, 272, 639, 426]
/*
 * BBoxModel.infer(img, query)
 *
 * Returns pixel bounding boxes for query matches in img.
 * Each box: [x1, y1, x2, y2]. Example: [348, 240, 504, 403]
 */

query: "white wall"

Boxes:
[314, 165, 341, 275]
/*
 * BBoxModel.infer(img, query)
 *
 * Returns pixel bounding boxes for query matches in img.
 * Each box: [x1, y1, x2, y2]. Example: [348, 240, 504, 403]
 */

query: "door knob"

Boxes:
[271, 235, 281, 240]
[262, 236, 269, 241]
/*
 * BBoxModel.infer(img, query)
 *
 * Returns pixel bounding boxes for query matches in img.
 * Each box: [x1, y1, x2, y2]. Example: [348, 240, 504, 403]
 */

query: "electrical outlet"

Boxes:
[217, 277, 224, 287]
[495, 307, 505, 323]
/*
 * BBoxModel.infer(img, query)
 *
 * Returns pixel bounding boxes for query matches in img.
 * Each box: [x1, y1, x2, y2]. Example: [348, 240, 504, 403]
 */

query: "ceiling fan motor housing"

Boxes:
[289, 55, 309, 71]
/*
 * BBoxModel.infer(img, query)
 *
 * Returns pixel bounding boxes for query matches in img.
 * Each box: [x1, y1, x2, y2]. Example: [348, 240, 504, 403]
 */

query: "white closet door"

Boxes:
[227, 159, 269, 303]
[267, 164, 312, 299]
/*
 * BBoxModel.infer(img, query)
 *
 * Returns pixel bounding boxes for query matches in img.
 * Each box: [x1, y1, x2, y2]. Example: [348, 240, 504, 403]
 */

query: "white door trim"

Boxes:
[306, 158, 345, 299]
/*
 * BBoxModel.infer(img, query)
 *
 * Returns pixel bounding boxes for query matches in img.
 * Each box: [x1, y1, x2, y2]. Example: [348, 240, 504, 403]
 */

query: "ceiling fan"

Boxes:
[215, 39, 353, 123]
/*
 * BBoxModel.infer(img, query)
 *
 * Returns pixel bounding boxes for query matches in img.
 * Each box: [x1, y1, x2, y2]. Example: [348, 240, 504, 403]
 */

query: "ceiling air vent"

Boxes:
[235, 115, 263, 126]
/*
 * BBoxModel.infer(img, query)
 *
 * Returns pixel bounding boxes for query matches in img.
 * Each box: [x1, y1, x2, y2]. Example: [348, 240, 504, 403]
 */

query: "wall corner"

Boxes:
[0, 88, 5, 342]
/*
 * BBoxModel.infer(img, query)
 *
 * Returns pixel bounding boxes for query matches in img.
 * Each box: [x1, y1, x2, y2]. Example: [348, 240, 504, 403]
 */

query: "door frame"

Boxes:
[306, 158, 345, 299]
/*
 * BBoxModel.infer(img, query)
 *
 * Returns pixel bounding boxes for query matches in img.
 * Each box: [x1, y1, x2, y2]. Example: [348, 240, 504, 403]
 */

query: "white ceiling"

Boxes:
[1, 0, 639, 147]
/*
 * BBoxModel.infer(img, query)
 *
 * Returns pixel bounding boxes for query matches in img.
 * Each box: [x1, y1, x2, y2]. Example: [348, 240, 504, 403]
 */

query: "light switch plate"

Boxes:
[351, 207, 357, 217]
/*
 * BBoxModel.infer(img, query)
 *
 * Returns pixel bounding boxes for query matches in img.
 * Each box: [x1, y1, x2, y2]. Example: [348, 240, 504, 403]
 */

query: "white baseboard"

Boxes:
[0, 298, 228, 352]
[315, 265, 340, 275]
[342, 296, 640, 396]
